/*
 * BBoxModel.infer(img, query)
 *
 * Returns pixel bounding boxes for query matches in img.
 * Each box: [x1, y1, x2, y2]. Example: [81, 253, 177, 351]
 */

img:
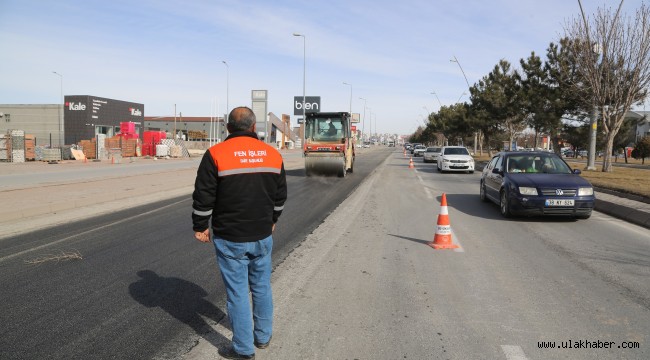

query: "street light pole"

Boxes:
[368, 108, 372, 140]
[343, 82, 352, 142]
[293, 33, 306, 153]
[221, 60, 229, 143]
[52, 71, 63, 147]
[431, 91, 443, 108]
[359, 97, 366, 144]
[450, 55, 477, 155]
[343, 82, 352, 115]
[450, 55, 471, 89]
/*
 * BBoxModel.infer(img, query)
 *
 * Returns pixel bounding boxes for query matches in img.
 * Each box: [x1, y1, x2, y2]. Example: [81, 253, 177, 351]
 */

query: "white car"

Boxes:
[413, 145, 427, 157]
[423, 146, 442, 163]
[437, 146, 475, 173]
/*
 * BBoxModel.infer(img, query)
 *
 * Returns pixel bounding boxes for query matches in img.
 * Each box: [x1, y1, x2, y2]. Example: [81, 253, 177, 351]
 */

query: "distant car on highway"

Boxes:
[413, 145, 427, 157]
[480, 151, 595, 219]
[423, 146, 442, 163]
[410, 143, 422, 154]
[436, 146, 475, 173]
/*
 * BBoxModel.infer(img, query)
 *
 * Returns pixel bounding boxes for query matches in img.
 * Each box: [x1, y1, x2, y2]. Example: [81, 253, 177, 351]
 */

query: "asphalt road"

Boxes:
[2, 148, 649, 360]
[209, 150, 648, 360]
[0, 148, 394, 360]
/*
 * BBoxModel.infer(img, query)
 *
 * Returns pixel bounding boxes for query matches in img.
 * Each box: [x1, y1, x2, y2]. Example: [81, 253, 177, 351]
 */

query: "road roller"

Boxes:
[304, 112, 355, 177]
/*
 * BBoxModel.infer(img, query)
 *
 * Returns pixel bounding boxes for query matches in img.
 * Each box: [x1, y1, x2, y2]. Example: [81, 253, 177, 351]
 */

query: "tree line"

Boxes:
[410, 2, 650, 172]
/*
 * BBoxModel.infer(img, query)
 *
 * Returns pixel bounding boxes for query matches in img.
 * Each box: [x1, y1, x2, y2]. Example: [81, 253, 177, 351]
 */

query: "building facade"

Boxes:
[0, 104, 61, 147]
[64, 95, 144, 145]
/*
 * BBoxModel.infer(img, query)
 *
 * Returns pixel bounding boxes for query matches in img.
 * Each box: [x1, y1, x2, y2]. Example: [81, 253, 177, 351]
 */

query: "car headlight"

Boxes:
[442, 157, 450, 162]
[519, 187, 538, 196]
[578, 187, 594, 196]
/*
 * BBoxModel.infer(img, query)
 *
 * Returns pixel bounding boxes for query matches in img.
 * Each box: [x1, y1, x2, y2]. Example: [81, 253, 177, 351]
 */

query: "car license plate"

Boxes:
[545, 199, 574, 206]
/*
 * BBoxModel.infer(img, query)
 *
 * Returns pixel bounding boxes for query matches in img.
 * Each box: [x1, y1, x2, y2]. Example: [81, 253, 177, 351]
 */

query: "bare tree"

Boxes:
[565, 1, 650, 171]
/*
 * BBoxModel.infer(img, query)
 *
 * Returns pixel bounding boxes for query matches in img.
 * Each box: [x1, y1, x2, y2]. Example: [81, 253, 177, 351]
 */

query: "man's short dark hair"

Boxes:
[228, 107, 256, 132]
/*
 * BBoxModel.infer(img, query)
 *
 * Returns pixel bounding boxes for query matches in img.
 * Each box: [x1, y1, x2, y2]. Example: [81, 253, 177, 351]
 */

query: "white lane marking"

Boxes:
[417, 174, 424, 183]
[501, 345, 529, 360]
[0, 199, 189, 263]
[423, 187, 434, 200]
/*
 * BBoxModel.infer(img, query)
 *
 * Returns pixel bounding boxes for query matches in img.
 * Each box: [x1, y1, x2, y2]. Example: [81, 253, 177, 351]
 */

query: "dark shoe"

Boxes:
[218, 347, 255, 359]
[254, 335, 272, 349]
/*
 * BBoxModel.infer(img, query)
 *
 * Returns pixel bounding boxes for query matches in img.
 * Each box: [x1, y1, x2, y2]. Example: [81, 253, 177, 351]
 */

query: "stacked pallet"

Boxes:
[104, 136, 139, 158]
[124, 139, 137, 157]
[79, 140, 97, 159]
[61, 146, 74, 160]
[169, 145, 182, 157]
[160, 139, 190, 157]
[0, 134, 8, 161]
[37, 147, 62, 161]
[156, 144, 170, 157]
[11, 130, 25, 163]
[25, 134, 35, 161]
[187, 130, 207, 140]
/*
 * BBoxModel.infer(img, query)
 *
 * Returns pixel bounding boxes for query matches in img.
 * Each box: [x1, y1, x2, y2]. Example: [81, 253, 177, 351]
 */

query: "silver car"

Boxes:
[423, 146, 442, 163]
[413, 145, 427, 157]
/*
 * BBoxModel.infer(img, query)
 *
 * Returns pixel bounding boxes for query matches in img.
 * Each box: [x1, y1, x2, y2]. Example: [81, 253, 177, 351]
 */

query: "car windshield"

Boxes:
[305, 116, 345, 141]
[506, 154, 572, 174]
[426, 147, 441, 152]
[443, 147, 469, 155]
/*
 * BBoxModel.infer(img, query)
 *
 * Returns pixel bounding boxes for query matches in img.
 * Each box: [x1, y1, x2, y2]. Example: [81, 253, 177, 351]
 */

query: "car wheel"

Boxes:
[469, 171, 474, 174]
[500, 190, 511, 218]
[480, 181, 488, 202]
[576, 210, 592, 219]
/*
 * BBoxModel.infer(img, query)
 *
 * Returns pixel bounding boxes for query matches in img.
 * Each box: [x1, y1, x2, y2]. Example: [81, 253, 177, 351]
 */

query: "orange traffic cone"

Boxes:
[409, 157, 415, 169]
[429, 193, 459, 250]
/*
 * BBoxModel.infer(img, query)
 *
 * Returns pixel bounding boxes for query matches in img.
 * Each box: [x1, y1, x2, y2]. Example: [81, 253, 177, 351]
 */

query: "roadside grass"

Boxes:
[565, 162, 650, 198]
[472, 153, 650, 199]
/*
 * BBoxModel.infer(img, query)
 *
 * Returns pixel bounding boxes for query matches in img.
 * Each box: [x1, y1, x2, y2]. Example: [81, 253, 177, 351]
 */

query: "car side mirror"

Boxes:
[572, 169, 582, 175]
[492, 168, 502, 175]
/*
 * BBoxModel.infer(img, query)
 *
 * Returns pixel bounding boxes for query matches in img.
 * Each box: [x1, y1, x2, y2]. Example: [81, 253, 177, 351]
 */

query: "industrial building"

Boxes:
[2, 96, 299, 150]
[0, 95, 144, 147]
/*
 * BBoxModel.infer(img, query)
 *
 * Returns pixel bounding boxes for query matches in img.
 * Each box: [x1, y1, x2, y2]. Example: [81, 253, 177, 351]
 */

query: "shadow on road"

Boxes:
[128, 270, 229, 350]
[388, 233, 431, 246]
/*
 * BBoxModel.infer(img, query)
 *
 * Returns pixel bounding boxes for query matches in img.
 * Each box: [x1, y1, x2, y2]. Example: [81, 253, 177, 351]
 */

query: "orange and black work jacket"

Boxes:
[192, 131, 287, 242]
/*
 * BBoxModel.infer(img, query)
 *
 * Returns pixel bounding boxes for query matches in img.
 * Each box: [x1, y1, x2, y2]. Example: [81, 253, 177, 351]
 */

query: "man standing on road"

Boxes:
[192, 106, 287, 359]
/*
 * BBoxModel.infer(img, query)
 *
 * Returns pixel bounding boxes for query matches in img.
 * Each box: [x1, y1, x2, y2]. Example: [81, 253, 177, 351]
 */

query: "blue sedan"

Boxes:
[480, 151, 595, 219]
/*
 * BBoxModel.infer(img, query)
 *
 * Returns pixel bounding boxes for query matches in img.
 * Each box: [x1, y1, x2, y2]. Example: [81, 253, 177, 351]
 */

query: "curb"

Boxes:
[594, 187, 650, 230]
[594, 198, 650, 229]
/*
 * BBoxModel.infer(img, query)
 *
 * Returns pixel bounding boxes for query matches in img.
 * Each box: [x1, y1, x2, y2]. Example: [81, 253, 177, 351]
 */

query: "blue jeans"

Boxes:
[213, 235, 273, 355]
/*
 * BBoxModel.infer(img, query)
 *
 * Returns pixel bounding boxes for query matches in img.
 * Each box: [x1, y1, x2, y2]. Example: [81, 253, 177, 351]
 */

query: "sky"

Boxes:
[0, 0, 646, 135]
